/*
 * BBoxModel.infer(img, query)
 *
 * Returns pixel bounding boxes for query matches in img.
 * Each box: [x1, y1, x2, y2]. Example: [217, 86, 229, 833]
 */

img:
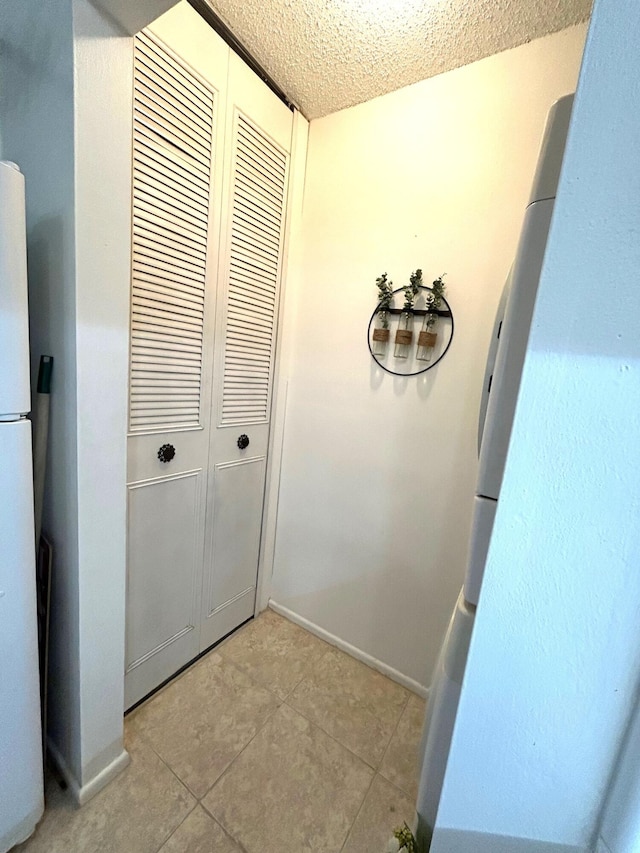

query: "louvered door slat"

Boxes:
[225, 331, 272, 348]
[134, 212, 208, 256]
[228, 290, 275, 315]
[131, 354, 203, 374]
[133, 273, 204, 302]
[133, 57, 213, 124]
[229, 265, 277, 293]
[134, 218, 209, 256]
[226, 316, 273, 339]
[134, 66, 212, 132]
[134, 90, 211, 153]
[231, 235, 280, 269]
[135, 80, 212, 145]
[130, 31, 214, 433]
[134, 127, 210, 184]
[232, 222, 280, 259]
[234, 175, 282, 219]
[133, 166, 210, 219]
[133, 252, 205, 287]
[134, 283, 204, 309]
[135, 340, 202, 358]
[234, 196, 282, 232]
[131, 374, 200, 384]
[133, 253, 205, 286]
[225, 361, 272, 375]
[134, 134, 210, 193]
[131, 311, 202, 338]
[133, 292, 204, 320]
[134, 237, 206, 276]
[233, 208, 282, 244]
[227, 301, 275, 327]
[134, 150, 209, 205]
[135, 114, 209, 173]
[220, 113, 288, 425]
[234, 153, 286, 205]
[237, 125, 287, 176]
[133, 142, 210, 202]
[134, 196, 208, 242]
[136, 32, 212, 108]
[134, 255, 207, 287]
[134, 182, 208, 233]
[230, 244, 279, 277]
[234, 188, 283, 228]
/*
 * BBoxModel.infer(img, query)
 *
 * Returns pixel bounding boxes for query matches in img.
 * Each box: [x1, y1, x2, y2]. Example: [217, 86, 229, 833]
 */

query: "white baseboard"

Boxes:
[269, 600, 429, 699]
[47, 738, 130, 806]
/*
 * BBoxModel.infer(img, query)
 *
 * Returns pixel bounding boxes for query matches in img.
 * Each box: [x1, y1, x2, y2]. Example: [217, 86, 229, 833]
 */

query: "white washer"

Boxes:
[416, 592, 475, 849]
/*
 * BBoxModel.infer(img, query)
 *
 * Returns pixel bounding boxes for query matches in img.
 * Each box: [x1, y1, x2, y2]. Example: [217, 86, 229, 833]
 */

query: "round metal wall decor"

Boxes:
[367, 285, 454, 376]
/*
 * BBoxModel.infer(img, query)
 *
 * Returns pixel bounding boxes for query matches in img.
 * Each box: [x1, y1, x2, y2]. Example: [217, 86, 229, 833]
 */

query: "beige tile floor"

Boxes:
[16, 609, 425, 853]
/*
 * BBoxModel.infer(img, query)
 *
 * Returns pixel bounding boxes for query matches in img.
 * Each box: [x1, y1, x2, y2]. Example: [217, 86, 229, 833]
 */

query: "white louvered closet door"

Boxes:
[200, 51, 292, 651]
[125, 4, 229, 710]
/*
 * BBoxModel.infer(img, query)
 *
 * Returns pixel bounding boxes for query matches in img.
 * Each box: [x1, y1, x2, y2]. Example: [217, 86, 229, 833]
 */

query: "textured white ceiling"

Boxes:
[205, 0, 591, 119]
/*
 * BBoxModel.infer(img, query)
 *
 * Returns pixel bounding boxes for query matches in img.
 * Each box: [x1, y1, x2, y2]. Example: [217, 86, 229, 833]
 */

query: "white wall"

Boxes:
[1, 0, 82, 780]
[432, 0, 640, 849]
[270, 24, 587, 689]
[72, 0, 132, 790]
[88, 0, 178, 34]
[257, 108, 310, 612]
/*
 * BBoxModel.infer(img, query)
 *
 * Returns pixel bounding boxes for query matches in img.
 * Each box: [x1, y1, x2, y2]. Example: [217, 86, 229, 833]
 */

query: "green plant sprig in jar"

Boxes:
[402, 268, 423, 312]
[425, 273, 446, 328]
[375, 272, 394, 328]
[417, 273, 447, 363]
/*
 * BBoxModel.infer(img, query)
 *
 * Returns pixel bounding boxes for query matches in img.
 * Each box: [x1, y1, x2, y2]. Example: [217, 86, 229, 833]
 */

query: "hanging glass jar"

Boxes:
[372, 310, 390, 356]
[416, 313, 438, 362]
[394, 311, 414, 358]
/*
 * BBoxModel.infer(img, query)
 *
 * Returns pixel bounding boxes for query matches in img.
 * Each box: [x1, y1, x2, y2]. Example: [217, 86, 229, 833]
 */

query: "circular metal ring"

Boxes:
[367, 285, 454, 377]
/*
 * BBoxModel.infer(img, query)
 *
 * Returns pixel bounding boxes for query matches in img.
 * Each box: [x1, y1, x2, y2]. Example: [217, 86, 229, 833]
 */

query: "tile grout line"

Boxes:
[124, 721, 199, 853]
[127, 722, 204, 805]
[197, 695, 288, 840]
[133, 667, 283, 853]
[138, 611, 412, 852]
[216, 613, 332, 703]
[129, 615, 297, 817]
[340, 767, 420, 853]
[282, 695, 383, 773]
[193, 683, 284, 807]
[27, 608, 416, 853]
[211, 812, 251, 853]
[197, 622, 340, 846]
[150, 800, 199, 853]
[200, 699, 378, 853]
[339, 768, 378, 853]
[378, 690, 411, 773]
[132, 618, 276, 852]
[280, 642, 333, 702]
[377, 694, 425, 800]
[129, 644, 284, 791]
[282, 666, 411, 774]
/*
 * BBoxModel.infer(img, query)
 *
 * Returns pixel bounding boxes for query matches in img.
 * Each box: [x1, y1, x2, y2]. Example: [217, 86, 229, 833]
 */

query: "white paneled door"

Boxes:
[125, 3, 292, 709]
[200, 52, 291, 651]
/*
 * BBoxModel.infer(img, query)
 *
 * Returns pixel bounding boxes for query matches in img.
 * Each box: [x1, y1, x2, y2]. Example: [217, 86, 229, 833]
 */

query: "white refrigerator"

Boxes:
[415, 94, 575, 849]
[0, 161, 44, 851]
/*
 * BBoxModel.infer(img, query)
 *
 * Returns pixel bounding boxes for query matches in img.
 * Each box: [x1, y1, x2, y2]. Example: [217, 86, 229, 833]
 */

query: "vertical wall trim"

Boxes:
[255, 108, 309, 613]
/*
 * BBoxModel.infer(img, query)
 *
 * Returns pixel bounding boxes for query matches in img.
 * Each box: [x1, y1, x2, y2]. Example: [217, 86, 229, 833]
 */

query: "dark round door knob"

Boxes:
[157, 443, 176, 463]
[237, 434, 250, 450]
